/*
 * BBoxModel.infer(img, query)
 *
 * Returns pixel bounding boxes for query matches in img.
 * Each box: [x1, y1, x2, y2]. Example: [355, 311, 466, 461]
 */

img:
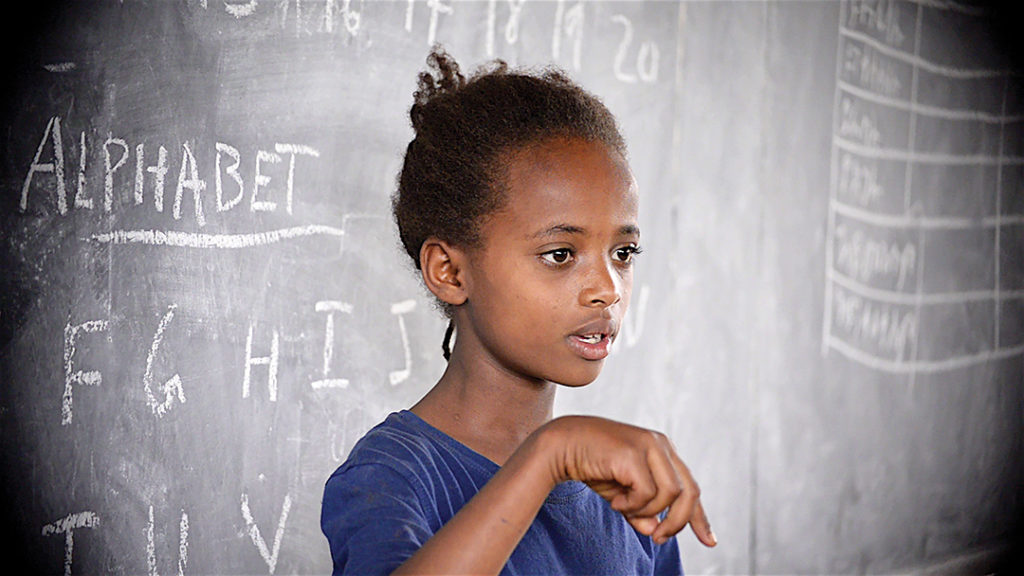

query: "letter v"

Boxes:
[240, 491, 292, 575]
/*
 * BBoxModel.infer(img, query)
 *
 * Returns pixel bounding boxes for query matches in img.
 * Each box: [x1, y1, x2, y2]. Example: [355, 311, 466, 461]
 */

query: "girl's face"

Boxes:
[458, 137, 639, 388]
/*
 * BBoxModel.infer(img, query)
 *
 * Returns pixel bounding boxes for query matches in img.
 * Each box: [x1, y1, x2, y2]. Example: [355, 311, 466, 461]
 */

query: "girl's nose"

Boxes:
[579, 258, 623, 308]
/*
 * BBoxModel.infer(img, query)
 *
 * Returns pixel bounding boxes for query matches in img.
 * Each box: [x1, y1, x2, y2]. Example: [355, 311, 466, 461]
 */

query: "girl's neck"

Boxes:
[410, 343, 557, 467]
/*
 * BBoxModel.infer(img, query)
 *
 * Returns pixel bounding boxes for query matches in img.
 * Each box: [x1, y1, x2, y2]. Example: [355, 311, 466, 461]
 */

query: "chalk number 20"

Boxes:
[612, 14, 659, 84]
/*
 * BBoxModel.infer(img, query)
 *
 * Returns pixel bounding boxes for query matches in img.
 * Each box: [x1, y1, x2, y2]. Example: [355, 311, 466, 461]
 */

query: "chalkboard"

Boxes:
[1, 1, 1021, 575]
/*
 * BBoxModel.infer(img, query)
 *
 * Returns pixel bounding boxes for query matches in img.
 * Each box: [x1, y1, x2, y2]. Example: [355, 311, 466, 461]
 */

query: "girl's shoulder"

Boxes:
[327, 410, 498, 489]
[321, 410, 498, 533]
[329, 411, 434, 479]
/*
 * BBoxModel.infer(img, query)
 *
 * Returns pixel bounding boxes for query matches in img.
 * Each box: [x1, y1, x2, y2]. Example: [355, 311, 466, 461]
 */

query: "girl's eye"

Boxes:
[614, 245, 643, 263]
[540, 249, 573, 265]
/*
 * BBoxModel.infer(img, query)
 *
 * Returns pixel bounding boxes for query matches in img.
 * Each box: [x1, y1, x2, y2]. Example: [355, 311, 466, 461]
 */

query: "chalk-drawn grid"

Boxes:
[823, 0, 1024, 374]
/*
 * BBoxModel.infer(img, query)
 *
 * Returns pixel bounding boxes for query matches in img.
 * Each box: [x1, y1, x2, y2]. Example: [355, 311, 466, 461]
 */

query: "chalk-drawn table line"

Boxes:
[829, 268, 1024, 306]
[840, 26, 1018, 80]
[823, 0, 1024, 373]
[838, 79, 1024, 123]
[831, 199, 1024, 230]
[834, 136, 1024, 166]
[910, 0, 990, 17]
[826, 334, 1024, 374]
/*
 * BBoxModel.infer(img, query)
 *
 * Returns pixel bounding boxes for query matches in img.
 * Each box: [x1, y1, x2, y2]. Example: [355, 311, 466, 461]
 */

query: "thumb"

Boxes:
[625, 515, 659, 536]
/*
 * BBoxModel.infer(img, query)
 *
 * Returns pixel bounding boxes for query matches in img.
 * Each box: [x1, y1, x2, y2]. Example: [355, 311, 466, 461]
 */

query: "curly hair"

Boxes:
[393, 47, 626, 273]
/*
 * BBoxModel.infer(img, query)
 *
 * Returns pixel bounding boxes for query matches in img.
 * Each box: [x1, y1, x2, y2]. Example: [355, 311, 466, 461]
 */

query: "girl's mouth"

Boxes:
[568, 333, 612, 360]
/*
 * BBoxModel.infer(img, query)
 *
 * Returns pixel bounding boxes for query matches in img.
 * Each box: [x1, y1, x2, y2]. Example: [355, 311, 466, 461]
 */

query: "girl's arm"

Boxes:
[391, 415, 717, 575]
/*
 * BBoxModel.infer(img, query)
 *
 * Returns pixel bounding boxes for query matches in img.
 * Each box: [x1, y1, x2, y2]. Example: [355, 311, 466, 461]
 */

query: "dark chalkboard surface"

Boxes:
[2, 1, 1022, 574]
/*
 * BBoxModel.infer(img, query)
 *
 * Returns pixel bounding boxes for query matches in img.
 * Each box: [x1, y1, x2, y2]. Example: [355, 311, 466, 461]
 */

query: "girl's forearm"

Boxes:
[391, 429, 559, 575]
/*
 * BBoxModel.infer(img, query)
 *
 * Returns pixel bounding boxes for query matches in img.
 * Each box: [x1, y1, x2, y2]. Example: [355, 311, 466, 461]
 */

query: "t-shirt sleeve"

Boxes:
[653, 535, 685, 576]
[321, 462, 436, 576]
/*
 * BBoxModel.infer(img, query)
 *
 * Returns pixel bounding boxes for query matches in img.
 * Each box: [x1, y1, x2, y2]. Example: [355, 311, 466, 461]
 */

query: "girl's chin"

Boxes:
[548, 366, 605, 388]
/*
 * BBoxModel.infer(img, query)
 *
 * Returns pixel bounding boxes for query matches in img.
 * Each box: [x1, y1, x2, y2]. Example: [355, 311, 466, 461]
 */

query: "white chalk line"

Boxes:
[823, 0, 850, 355]
[828, 268, 1024, 306]
[87, 225, 346, 248]
[838, 80, 1024, 123]
[43, 62, 77, 73]
[831, 199, 1024, 230]
[240, 492, 291, 575]
[834, 135, 1024, 165]
[840, 26, 1016, 80]
[909, 0, 990, 16]
[826, 334, 1024, 374]
[909, 0, 987, 14]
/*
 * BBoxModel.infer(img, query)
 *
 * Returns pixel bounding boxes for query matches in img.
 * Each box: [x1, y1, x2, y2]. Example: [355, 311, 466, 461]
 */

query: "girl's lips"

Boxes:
[567, 333, 612, 361]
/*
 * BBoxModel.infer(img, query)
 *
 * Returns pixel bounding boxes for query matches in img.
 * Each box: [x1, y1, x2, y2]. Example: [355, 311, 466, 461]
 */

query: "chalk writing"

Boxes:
[620, 283, 650, 349]
[243, 324, 280, 402]
[240, 491, 292, 575]
[44, 62, 77, 73]
[42, 511, 99, 576]
[405, 0, 452, 46]
[146, 505, 189, 576]
[841, 41, 903, 98]
[142, 144, 170, 212]
[327, 410, 358, 463]
[174, 142, 207, 225]
[485, 0, 498, 55]
[76, 132, 89, 209]
[273, 144, 321, 215]
[839, 97, 882, 147]
[551, 0, 584, 72]
[63, 318, 109, 426]
[224, 0, 258, 19]
[311, 301, 353, 390]
[846, 0, 905, 46]
[838, 152, 885, 207]
[834, 224, 916, 289]
[252, 149, 280, 214]
[824, 1, 1024, 374]
[505, 0, 525, 45]
[144, 305, 187, 418]
[485, 0, 526, 55]
[20, 117, 319, 225]
[106, 135, 130, 213]
[611, 14, 659, 84]
[215, 142, 243, 212]
[833, 288, 917, 360]
[388, 299, 416, 386]
[21, 115, 66, 214]
[323, 0, 361, 36]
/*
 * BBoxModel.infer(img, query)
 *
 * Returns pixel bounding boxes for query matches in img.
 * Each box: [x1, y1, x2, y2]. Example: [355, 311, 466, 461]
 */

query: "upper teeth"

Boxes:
[580, 334, 602, 343]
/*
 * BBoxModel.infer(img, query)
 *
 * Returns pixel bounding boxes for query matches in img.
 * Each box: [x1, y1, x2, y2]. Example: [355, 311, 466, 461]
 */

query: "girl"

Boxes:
[321, 47, 716, 575]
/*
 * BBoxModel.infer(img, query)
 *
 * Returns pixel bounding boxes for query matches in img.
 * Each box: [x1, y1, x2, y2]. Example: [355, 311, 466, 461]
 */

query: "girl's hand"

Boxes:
[535, 415, 717, 547]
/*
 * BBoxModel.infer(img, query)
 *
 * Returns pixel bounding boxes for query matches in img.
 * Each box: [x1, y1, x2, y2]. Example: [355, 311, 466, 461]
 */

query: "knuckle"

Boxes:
[689, 482, 701, 500]
[635, 481, 657, 501]
[667, 483, 683, 500]
[649, 430, 668, 444]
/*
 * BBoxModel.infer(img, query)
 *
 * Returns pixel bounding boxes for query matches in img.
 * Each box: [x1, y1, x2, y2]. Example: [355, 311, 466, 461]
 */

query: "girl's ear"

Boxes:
[420, 238, 469, 307]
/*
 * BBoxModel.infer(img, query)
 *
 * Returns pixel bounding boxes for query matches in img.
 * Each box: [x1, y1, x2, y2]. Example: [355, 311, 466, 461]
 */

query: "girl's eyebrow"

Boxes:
[532, 224, 585, 238]
[530, 223, 640, 239]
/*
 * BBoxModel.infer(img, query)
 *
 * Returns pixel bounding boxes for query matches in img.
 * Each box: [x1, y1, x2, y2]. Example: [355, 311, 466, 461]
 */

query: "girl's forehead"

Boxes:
[511, 137, 631, 177]
[494, 138, 639, 232]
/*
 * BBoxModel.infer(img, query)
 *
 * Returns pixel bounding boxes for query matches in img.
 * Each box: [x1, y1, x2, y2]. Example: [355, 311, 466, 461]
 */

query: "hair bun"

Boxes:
[409, 46, 466, 130]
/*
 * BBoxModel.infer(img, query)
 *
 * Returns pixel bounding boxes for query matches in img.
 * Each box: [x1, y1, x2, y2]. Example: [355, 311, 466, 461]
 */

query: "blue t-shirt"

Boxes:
[321, 410, 684, 575]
